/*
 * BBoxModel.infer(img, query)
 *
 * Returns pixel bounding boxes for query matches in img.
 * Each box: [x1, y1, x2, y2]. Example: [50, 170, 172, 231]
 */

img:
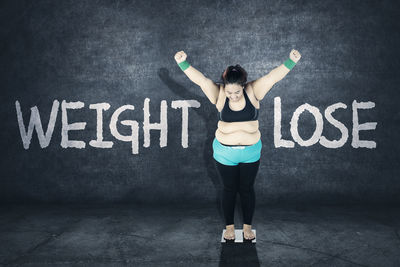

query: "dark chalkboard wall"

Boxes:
[1, 0, 399, 204]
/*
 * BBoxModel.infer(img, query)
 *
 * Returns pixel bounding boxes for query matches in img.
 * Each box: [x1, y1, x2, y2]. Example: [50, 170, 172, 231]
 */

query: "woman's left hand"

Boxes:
[290, 49, 301, 63]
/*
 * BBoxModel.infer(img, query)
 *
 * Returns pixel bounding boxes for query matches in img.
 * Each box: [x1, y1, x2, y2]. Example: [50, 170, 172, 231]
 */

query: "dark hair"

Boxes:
[221, 64, 247, 86]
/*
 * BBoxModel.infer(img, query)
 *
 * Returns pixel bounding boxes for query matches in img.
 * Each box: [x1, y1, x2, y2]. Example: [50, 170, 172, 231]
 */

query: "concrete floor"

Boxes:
[0, 203, 399, 266]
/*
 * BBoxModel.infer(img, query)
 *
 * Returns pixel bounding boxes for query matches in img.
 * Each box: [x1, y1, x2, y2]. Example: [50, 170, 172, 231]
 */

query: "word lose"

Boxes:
[15, 97, 377, 154]
[274, 97, 377, 149]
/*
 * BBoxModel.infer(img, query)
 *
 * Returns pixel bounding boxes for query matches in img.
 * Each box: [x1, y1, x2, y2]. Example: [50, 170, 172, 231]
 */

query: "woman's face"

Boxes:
[224, 83, 244, 102]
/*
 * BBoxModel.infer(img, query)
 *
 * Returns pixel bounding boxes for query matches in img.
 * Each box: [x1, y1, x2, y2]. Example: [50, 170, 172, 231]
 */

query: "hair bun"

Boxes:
[221, 65, 247, 86]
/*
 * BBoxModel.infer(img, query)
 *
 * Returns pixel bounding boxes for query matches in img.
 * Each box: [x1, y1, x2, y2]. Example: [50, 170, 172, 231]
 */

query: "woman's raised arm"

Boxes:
[174, 51, 219, 104]
[250, 49, 301, 101]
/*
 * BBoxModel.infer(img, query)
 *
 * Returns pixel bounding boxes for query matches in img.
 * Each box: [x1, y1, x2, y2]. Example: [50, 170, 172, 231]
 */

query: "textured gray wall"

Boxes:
[1, 0, 399, 204]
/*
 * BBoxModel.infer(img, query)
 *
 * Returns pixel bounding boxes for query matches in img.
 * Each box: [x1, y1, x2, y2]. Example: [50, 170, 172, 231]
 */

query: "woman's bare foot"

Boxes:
[243, 224, 255, 240]
[224, 224, 235, 240]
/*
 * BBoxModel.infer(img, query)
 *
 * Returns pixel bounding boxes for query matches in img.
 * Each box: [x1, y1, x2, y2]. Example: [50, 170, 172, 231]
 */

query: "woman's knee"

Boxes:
[222, 183, 238, 192]
[238, 185, 255, 196]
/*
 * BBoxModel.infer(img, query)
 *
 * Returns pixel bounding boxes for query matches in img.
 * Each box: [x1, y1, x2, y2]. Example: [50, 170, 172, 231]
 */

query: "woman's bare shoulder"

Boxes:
[215, 83, 226, 111]
[245, 82, 260, 109]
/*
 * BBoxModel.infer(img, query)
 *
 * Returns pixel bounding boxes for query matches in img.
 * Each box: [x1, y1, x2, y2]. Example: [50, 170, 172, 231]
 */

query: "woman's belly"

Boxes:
[215, 120, 261, 145]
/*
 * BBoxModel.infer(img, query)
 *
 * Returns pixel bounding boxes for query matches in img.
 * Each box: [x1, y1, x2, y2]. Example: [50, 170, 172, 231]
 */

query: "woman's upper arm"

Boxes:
[249, 73, 276, 101]
[199, 78, 220, 105]
[250, 65, 291, 100]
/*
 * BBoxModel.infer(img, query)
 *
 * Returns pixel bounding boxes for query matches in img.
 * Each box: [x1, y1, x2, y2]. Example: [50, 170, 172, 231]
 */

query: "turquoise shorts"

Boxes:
[212, 137, 262, 166]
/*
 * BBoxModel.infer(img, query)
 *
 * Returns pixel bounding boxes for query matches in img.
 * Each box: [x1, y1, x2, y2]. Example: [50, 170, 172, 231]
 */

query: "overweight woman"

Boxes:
[174, 49, 301, 241]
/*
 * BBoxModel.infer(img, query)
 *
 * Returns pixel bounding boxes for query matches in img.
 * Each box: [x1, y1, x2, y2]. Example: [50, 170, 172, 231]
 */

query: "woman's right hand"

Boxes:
[289, 49, 301, 63]
[174, 51, 187, 64]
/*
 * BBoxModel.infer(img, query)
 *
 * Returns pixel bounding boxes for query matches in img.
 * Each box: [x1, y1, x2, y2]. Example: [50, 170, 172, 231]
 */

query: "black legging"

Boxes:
[215, 159, 260, 225]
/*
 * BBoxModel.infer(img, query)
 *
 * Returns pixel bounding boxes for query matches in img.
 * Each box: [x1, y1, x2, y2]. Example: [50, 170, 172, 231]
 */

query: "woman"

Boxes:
[174, 49, 301, 241]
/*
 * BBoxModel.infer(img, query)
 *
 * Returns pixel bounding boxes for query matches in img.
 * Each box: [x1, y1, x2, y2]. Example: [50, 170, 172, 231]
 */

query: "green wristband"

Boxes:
[178, 60, 190, 71]
[284, 58, 296, 70]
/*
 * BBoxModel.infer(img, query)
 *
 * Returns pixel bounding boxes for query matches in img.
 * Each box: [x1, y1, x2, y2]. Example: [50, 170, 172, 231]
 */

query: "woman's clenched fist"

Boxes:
[174, 51, 187, 64]
[289, 49, 301, 63]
